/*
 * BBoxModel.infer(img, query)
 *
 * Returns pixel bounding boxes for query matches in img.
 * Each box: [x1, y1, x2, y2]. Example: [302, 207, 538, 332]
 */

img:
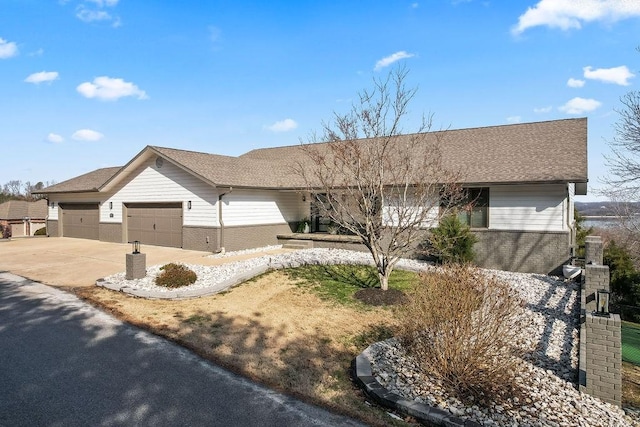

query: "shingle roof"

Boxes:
[0, 199, 48, 220]
[37, 118, 588, 193]
[241, 118, 588, 186]
[149, 146, 299, 188]
[38, 167, 122, 194]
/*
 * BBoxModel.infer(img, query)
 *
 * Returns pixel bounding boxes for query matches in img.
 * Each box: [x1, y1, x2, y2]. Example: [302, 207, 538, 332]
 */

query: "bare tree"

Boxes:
[600, 75, 640, 263]
[603, 90, 640, 233]
[297, 67, 461, 290]
[24, 181, 46, 201]
[3, 180, 23, 196]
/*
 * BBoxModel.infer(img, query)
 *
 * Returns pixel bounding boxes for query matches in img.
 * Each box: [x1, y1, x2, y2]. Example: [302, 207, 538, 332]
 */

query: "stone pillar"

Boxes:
[580, 313, 622, 407]
[585, 235, 604, 265]
[126, 252, 146, 280]
[583, 264, 610, 313]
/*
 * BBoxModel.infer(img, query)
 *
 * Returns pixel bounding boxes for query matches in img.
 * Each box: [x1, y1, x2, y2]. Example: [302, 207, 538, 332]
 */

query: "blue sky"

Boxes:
[2, 1, 640, 201]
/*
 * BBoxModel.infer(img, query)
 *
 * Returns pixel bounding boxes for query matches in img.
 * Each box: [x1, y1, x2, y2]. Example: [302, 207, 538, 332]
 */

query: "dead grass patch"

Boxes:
[624, 362, 640, 409]
[74, 270, 412, 426]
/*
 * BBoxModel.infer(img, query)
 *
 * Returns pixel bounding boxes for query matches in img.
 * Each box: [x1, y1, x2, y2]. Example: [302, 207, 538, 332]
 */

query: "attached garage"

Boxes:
[126, 203, 183, 248]
[61, 203, 99, 240]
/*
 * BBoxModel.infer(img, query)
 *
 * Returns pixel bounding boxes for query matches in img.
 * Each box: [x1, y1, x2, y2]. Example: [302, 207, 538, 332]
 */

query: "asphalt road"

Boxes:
[0, 272, 365, 427]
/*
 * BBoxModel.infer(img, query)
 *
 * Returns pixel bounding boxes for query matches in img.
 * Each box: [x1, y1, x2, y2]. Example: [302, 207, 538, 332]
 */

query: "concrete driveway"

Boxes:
[0, 237, 289, 288]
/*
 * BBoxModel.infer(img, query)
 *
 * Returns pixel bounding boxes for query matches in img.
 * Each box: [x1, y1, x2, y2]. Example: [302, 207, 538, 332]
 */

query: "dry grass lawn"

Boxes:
[624, 362, 640, 410]
[73, 270, 412, 426]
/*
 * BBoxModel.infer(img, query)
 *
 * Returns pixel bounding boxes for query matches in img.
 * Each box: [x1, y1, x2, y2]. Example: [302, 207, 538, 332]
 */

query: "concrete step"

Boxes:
[282, 239, 313, 250]
[282, 244, 310, 250]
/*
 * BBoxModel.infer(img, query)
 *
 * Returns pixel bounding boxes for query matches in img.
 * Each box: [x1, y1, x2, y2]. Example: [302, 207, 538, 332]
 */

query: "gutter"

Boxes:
[216, 187, 232, 253]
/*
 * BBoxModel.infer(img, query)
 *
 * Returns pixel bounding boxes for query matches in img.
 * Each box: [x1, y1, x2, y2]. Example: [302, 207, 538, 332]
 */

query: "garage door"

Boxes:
[10, 223, 24, 237]
[61, 203, 99, 240]
[126, 203, 183, 248]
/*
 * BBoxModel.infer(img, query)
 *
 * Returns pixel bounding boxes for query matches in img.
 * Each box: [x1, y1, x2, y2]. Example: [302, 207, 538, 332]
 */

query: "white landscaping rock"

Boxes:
[100, 247, 637, 425]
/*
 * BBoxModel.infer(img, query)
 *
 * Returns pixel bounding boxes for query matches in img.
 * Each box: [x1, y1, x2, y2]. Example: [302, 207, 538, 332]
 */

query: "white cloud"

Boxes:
[411, 3, 419, 8]
[374, 51, 415, 71]
[533, 106, 552, 113]
[266, 118, 298, 132]
[506, 116, 522, 123]
[47, 133, 64, 143]
[86, 0, 119, 6]
[559, 97, 602, 115]
[77, 76, 148, 101]
[567, 78, 585, 88]
[28, 48, 44, 57]
[0, 38, 18, 59]
[76, 8, 111, 22]
[512, 0, 640, 35]
[72, 129, 104, 141]
[25, 71, 59, 84]
[75, 0, 120, 25]
[583, 65, 635, 86]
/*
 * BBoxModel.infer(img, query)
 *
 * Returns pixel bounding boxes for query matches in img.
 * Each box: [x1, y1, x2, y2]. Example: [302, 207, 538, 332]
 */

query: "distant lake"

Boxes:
[583, 217, 621, 229]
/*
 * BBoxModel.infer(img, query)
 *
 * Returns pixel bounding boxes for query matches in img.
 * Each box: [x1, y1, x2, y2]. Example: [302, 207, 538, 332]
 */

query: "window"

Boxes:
[457, 188, 489, 228]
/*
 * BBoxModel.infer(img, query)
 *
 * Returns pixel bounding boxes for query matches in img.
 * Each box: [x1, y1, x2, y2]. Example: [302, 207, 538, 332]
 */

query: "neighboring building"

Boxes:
[0, 199, 48, 237]
[37, 118, 588, 274]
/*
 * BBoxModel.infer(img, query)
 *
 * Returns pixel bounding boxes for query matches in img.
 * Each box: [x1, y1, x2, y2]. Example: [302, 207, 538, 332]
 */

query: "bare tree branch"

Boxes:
[296, 66, 462, 290]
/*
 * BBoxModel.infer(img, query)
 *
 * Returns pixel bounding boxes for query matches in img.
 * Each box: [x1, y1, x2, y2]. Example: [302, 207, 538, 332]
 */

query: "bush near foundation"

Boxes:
[34, 227, 47, 236]
[155, 263, 197, 288]
[396, 264, 524, 403]
[427, 214, 476, 264]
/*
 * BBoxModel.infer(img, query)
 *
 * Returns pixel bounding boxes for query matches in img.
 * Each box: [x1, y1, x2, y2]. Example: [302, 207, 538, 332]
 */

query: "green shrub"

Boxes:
[605, 240, 640, 316]
[33, 227, 47, 236]
[396, 264, 523, 403]
[575, 208, 592, 257]
[427, 213, 477, 264]
[155, 263, 197, 288]
[0, 223, 10, 239]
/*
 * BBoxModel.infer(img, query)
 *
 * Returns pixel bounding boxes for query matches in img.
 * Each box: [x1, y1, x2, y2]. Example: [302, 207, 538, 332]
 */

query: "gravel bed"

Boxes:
[102, 248, 432, 294]
[368, 269, 637, 427]
[207, 245, 284, 258]
[102, 247, 636, 425]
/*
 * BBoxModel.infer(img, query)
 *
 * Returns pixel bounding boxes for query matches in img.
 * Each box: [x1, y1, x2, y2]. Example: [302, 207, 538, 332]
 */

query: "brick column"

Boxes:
[580, 313, 622, 407]
[579, 235, 621, 407]
[583, 264, 610, 313]
[585, 235, 604, 265]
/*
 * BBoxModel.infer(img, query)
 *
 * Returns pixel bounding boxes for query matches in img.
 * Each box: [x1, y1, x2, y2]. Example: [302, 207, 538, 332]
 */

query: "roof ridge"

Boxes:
[151, 145, 239, 159]
[242, 117, 587, 155]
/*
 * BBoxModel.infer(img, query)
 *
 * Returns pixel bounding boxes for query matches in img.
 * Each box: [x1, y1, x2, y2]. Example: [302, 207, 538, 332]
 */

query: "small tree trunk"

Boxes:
[378, 269, 390, 291]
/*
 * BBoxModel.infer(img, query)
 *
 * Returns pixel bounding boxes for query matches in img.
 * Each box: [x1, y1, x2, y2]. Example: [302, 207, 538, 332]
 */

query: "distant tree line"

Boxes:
[575, 201, 640, 217]
[0, 180, 55, 204]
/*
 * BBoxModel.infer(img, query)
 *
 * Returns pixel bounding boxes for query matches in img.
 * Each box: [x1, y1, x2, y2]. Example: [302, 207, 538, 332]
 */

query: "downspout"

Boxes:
[217, 187, 232, 254]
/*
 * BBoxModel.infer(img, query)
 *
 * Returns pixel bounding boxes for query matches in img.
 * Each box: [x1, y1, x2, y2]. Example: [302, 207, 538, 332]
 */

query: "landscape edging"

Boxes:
[352, 344, 481, 427]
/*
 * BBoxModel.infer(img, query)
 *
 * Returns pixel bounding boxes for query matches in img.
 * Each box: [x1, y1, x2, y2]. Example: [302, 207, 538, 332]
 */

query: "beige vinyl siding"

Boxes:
[489, 184, 567, 232]
[102, 159, 218, 227]
[222, 190, 304, 226]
